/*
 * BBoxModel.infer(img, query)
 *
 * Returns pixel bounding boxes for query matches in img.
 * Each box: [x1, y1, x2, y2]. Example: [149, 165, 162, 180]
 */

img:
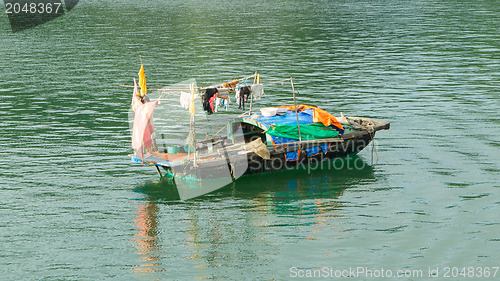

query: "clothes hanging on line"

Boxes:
[214, 97, 221, 112]
[251, 84, 264, 100]
[222, 97, 229, 111]
[235, 88, 240, 108]
[179, 92, 191, 109]
[203, 87, 218, 114]
[238, 86, 251, 110]
[223, 79, 239, 90]
[214, 94, 230, 112]
[209, 94, 217, 113]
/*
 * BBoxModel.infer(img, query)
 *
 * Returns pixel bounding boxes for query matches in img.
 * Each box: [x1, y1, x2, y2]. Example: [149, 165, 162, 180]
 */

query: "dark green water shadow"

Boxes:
[133, 155, 375, 203]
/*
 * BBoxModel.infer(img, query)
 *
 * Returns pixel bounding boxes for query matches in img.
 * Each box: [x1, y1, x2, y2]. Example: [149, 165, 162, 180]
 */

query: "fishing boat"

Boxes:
[127, 65, 389, 199]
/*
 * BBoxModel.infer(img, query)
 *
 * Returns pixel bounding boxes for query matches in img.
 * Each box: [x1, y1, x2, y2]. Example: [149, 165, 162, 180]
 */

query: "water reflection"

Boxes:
[230, 155, 375, 201]
[132, 199, 165, 276]
[132, 156, 375, 277]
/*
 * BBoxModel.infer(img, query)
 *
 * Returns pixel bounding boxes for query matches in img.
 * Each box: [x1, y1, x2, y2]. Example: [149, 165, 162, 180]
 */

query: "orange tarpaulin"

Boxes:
[278, 104, 344, 130]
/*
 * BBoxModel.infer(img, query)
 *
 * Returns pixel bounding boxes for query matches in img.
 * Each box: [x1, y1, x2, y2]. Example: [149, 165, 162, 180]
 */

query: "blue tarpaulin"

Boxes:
[250, 109, 337, 161]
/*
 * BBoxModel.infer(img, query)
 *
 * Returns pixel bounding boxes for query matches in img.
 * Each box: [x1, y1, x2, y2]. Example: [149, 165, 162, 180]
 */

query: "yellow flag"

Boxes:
[138, 64, 147, 96]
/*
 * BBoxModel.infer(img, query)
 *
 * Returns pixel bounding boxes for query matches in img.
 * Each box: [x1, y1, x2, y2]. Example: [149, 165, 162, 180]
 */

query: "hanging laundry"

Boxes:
[132, 99, 159, 162]
[189, 83, 196, 116]
[179, 92, 191, 109]
[251, 84, 264, 100]
[209, 94, 217, 113]
[215, 97, 226, 113]
[203, 87, 218, 114]
[223, 96, 229, 111]
[223, 79, 239, 90]
[235, 88, 241, 108]
[238, 86, 251, 110]
[214, 89, 230, 112]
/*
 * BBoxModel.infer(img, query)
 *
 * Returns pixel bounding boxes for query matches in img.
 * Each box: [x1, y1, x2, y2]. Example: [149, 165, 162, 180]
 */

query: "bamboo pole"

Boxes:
[189, 82, 197, 167]
[249, 71, 258, 114]
[119, 84, 164, 89]
[291, 78, 302, 141]
[262, 78, 291, 86]
[119, 76, 288, 90]
[213, 124, 229, 138]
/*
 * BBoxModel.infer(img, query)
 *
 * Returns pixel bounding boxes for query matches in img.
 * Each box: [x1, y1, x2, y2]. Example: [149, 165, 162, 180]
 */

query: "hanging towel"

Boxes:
[223, 79, 239, 89]
[235, 88, 241, 107]
[179, 92, 191, 109]
[252, 84, 264, 100]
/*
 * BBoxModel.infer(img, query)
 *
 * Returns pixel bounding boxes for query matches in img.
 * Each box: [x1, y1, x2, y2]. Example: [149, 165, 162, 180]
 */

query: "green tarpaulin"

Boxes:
[266, 123, 339, 140]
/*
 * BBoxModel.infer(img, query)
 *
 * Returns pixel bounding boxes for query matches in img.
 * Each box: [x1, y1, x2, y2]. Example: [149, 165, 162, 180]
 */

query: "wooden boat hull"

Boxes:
[156, 117, 390, 180]
[246, 131, 376, 174]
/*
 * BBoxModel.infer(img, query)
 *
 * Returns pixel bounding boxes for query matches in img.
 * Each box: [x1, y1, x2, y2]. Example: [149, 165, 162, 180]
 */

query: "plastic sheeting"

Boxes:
[278, 105, 344, 131]
[266, 123, 340, 140]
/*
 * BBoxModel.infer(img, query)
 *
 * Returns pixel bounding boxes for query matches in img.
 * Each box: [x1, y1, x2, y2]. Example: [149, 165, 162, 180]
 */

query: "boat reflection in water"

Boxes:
[132, 155, 375, 278]
[132, 197, 164, 276]
[232, 154, 375, 202]
[137, 154, 375, 201]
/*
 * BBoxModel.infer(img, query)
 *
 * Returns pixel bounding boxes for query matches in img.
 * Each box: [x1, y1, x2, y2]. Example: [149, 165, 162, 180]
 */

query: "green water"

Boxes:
[1, 0, 499, 280]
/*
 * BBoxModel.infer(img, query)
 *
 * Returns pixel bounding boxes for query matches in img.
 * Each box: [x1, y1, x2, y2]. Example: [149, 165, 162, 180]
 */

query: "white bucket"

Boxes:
[260, 107, 278, 117]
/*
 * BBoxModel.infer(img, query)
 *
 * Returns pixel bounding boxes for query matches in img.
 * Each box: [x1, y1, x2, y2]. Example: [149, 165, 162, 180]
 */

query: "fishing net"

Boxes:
[129, 79, 249, 200]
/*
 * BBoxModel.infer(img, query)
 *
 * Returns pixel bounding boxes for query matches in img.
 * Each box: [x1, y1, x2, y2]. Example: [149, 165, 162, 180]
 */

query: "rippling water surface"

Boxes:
[0, 0, 499, 280]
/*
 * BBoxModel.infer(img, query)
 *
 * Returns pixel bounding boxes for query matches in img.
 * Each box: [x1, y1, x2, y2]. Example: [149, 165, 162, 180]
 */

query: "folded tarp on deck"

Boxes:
[266, 122, 339, 140]
[278, 104, 344, 131]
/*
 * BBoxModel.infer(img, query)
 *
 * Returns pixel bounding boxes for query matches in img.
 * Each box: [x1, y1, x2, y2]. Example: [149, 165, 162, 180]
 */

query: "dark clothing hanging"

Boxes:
[203, 88, 218, 114]
[238, 86, 251, 110]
